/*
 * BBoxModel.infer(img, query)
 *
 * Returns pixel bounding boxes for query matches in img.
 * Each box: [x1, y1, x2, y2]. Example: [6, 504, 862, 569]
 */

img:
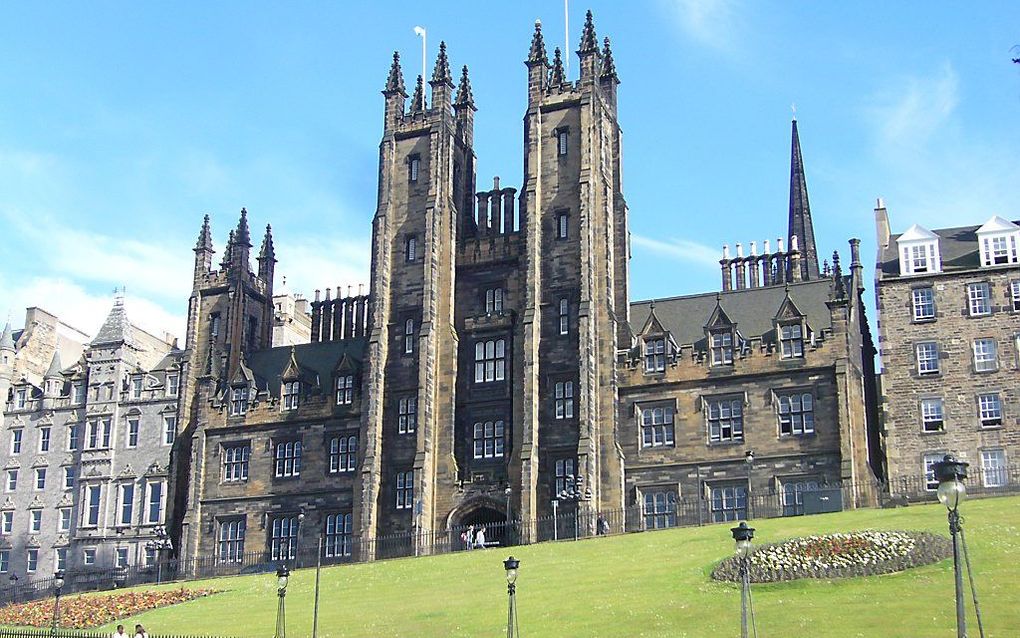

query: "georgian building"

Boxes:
[875, 206, 1020, 491]
[169, 12, 880, 564]
[0, 300, 181, 580]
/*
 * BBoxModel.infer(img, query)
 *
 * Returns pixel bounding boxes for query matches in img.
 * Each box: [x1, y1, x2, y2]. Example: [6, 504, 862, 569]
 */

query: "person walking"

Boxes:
[599, 514, 610, 536]
[112, 625, 129, 638]
[596, 513, 606, 536]
[462, 525, 475, 550]
[133, 624, 149, 638]
[474, 526, 487, 549]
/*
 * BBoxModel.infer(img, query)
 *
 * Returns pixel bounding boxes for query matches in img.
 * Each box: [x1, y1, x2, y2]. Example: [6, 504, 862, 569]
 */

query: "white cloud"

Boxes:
[274, 234, 372, 300]
[632, 234, 720, 268]
[660, 0, 742, 52]
[868, 62, 959, 147]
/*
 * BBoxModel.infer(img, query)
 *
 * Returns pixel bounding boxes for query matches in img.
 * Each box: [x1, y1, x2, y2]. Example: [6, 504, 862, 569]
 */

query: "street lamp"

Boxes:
[274, 564, 290, 638]
[558, 474, 593, 540]
[504, 486, 513, 546]
[934, 454, 983, 638]
[295, 512, 306, 569]
[730, 522, 755, 638]
[503, 556, 520, 638]
[744, 450, 755, 519]
[8, 572, 18, 604]
[51, 570, 65, 638]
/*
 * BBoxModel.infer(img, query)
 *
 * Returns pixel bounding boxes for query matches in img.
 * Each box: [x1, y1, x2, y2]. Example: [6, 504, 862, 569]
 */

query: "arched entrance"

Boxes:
[449, 498, 513, 550]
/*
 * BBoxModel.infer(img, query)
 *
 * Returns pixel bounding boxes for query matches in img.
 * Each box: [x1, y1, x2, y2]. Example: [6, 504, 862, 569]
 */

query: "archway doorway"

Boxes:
[452, 503, 512, 550]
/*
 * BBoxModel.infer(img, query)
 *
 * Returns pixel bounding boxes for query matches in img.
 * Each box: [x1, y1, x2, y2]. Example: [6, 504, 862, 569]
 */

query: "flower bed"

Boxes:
[712, 530, 951, 583]
[0, 588, 220, 628]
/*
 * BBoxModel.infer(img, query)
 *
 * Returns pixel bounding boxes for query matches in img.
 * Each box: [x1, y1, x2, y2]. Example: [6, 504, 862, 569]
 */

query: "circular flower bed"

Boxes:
[0, 588, 220, 628]
[712, 530, 951, 583]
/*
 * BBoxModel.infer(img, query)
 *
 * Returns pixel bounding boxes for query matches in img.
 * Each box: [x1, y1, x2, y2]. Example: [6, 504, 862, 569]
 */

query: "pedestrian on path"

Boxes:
[133, 624, 149, 638]
[112, 625, 129, 638]
[474, 526, 487, 549]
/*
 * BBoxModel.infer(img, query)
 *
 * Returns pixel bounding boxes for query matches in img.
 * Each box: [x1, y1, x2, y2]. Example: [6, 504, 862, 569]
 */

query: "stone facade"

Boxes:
[271, 290, 312, 347]
[875, 205, 1020, 490]
[0, 300, 180, 580]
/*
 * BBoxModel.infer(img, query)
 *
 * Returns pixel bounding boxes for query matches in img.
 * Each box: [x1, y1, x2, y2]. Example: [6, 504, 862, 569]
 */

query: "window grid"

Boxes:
[557, 130, 568, 156]
[85, 485, 101, 527]
[711, 331, 733, 366]
[558, 299, 569, 335]
[164, 416, 176, 445]
[404, 319, 415, 354]
[555, 382, 574, 419]
[554, 459, 575, 497]
[398, 396, 417, 434]
[127, 419, 139, 448]
[967, 283, 991, 316]
[396, 471, 414, 510]
[644, 339, 666, 373]
[782, 480, 819, 516]
[643, 491, 677, 529]
[981, 449, 1007, 488]
[63, 467, 75, 490]
[10, 430, 22, 455]
[39, 427, 51, 453]
[282, 381, 300, 411]
[641, 407, 675, 448]
[923, 453, 944, 491]
[29, 510, 42, 533]
[336, 376, 354, 405]
[329, 435, 358, 473]
[778, 393, 814, 436]
[218, 518, 246, 563]
[119, 484, 134, 526]
[912, 287, 936, 321]
[406, 236, 417, 262]
[916, 342, 940, 375]
[34, 468, 46, 490]
[0, 512, 11, 534]
[710, 485, 747, 522]
[27, 548, 38, 573]
[556, 213, 568, 239]
[973, 339, 997, 372]
[223, 445, 250, 482]
[978, 393, 1002, 427]
[5, 470, 16, 492]
[230, 387, 249, 415]
[708, 398, 744, 442]
[1011, 281, 1020, 312]
[910, 244, 930, 273]
[146, 481, 164, 524]
[274, 441, 302, 477]
[325, 513, 353, 558]
[474, 339, 506, 383]
[921, 398, 945, 432]
[485, 288, 504, 313]
[270, 516, 298, 561]
[472, 421, 505, 459]
[780, 324, 804, 358]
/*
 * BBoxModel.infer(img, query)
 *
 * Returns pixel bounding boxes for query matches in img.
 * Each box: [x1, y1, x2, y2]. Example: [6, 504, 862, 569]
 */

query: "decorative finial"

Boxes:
[600, 36, 618, 81]
[578, 9, 598, 53]
[384, 51, 406, 95]
[455, 65, 475, 109]
[195, 214, 213, 252]
[431, 41, 453, 85]
[410, 75, 425, 113]
[549, 47, 566, 85]
[528, 19, 548, 65]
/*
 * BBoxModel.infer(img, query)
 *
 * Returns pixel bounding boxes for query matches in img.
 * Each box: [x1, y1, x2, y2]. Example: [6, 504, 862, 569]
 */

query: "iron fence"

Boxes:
[2, 466, 1019, 609]
[0, 629, 230, 638]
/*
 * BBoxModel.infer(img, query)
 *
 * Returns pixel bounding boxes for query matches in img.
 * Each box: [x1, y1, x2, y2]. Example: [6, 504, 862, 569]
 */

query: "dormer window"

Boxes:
[166, 374, 179, 398]
[230, 387, 249, 416]
[15, 388, 27, 410]
[779, 324, 804, 359]
[336, 375, 354, 405]
[976, 216, 1020, 267]
[131, 377, 143, 399]
[644, 338, 666, 373]
[72, 382, 85, 404]
[710, 331, 733, 366]
[896, 224, 941, 276]
[282, 381, 299, 411]
[485, 288, 504, 313]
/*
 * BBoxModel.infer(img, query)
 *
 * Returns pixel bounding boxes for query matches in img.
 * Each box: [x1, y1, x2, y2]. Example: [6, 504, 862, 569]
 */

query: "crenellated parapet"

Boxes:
[309, 288, 371, 343]
[720, 235, 805, 291]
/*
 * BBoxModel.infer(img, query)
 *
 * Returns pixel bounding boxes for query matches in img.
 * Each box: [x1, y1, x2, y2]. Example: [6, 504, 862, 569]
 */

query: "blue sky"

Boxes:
[1, 1, 1018, 339]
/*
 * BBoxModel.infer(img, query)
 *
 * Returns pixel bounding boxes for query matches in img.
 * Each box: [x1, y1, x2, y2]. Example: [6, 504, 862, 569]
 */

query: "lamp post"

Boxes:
[8, 572, 18, 604]
[51, 570, 65, 638]
[730, 522, 755, 638]
[934, 454, 971, 638]
[145, 524, 174, 584]
[503, 556, 520, 638]
[274, 564, 290, 638]
[295, 512, 305, 569]
[504, 486, 513, 546]
[558, 474, 592, 540]
[550, 500, 559, 541]
[744, 450, 755, 520]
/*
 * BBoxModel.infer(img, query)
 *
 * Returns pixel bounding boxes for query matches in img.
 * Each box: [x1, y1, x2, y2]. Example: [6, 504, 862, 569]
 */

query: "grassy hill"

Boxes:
[22, 496, 1020, 636]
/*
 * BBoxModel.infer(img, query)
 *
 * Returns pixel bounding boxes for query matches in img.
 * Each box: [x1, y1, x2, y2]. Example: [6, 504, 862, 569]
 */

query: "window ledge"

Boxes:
[911, 318, 937, 324]
[979, 424, 1003, 431]
[920, 429, 946, 435]
[707, 440, 745, 447]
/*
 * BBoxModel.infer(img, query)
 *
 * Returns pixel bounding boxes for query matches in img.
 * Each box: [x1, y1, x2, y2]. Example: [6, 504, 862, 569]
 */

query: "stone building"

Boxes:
[0, 308, 89, 414]
[271, 282, 313, 347]
[875, 205, 1019, 491]
[0, 300, 181, 580]
[169, 12, 880, 564]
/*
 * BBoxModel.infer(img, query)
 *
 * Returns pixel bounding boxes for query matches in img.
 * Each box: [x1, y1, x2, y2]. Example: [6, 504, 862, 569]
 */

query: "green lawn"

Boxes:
[36, 497, 1020, 636]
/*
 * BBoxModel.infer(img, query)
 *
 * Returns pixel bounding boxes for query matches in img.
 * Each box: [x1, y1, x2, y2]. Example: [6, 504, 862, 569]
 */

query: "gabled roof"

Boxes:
[91, 300, 133, 347]
[0, 322, 14, 351]
[705, 299, 736, 330]
[896, 224, 939, 242]
[879, 218, 1020, 277]
[638, 305, 667, 336]
[775, 291, 805, 321]
[246, 339, 367, 398]
[975, 215, 1020, 234]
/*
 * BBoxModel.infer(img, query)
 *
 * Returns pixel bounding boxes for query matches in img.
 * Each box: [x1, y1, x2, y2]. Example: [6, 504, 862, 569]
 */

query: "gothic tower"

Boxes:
[788, 117, 820, 280]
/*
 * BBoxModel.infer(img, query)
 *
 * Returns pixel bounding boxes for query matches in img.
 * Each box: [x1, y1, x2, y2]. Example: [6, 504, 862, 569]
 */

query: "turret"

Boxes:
[548, 48, 566, 87]
[220, 229, 234, 270]
[454, 65, 476, 146]
[410, 75, 425, 114]
[258, 224, 276, 284]
[576, 9, 601, 84]
[526, 20, 548, 103]
[383, 51, 408, 129]
[43, 351, 62, 397]
[230, 208, 252, 272]
[193, 214, 214, 286]
[430, 41, 454, 114]
[0, 322, 14, 364]
[599, 36, 619, 108]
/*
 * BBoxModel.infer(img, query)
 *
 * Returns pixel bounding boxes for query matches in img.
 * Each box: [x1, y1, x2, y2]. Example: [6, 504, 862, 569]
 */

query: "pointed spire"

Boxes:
[788, 119, 820, 280]
[578, 9, 599, 54]
[455, 65, 475, 109]
[45, 351, 62, 379]
[600, 37, 618, 81]
[528, 19, 548, 65]
[832, 250, 846, 298]
[549, 48, 566, 86]
[194, 214, 213, 253]
[410, 75, 425, 112]
[384, 51, 407, 95]
[1, 322, 15, 352]
[431, 41, 453, 86]
[259, 224, 275, 261]
[221, 229, 234, 269]
[235, 208, 252, 247]
[92, 297, 133, 347]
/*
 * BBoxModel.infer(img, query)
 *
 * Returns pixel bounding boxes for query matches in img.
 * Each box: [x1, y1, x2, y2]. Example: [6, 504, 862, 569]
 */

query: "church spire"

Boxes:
[235, 208, 252, 247]
[455, 65, 475, 109]
[221, 229, 234, 270]
[410, 75, 425, 113]
[431, 41, 453, 86]
[788, 118, 819, 280]
[527, 19, 548, 65]
[600, 36, 618, 82]
[578, 9, 599, 54]
[549, 47, 566, 86]
[384, 51, 406, 95]
[194, 214, 213, 253]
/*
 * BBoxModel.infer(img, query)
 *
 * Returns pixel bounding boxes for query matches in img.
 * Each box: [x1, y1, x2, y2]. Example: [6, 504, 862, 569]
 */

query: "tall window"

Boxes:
[978, 393, 1002, 427]
[119, 484, 135, 526]
[777, 392, 814, 436]
[782, 480, 819, 516]
[485, 288, 504, 313]
[556, 213, 568, 239]
[329, 435, 358, 473]
[404, 319, 415, 354]
[336, 376, 354, 405]
[554, 381, 574, 419]
[967, 282, 991, 316]
[5, 470, 16, 492]
[230, 387, 249, 415]
[921, 398, 945, 432]
[282, 381, 300, 411]
[398, 396, 417, 434]
[59, 508, 71, 532]
[55, 547, 68, 571]
[710, 485, 747, 522]
[408, 156, 420, 182]
[29, 510, 42, 533]
[146, 481, 164, 524]
[405, 236, 417, 262]
[218, 518, 246, 563]
[63, 467, 75, 490]
[68, 424, 80, 451]
[86, 419, 112, 450]
[1011, 280, 1020, 311]
[973, 338, 997, 372]
[27, 548, 38, 573]
[710, 331, 733, 366]
[0, 512, 10, 534]
[395, 471, 414, 510]
[210, 313, 221, 339]
[9, 430, 22, 455]
[115, 547, 129, 568]
[223, 445, 250, 482]
[474, 339, 506, 383]
[923, 453, 944, 491]
[34, 468, 46, 490]
[909, 244, 930, 273]
[915, 342, 940, 375]
[85, 485, 101, 526]
[0, 551, 8, 573]
[166, 373, 179, 398]
[643, 491, 677, 529]
[163, 416, 176, 445]
[641, 407, 675, 448]
[981, 449, 1007, 488]
[131, 377, 143, 399]
[274, 441, 302, 477]
[912, 287, 936, 321]
[558, 299, 569, 335]
[270, 516, 298, 561]
[554, 458, 575, 497]
[557, 129, 568, 156]
[644, 339, 666, 373]
[39, 427, 51, 453]
[325, 513, 353, 558]
[707, 397, 743, 443]
[127, 419, 139, 448]
[473, 420, 505, 459]
[72, 382, 86, 404]
[780, 324, 803, 358]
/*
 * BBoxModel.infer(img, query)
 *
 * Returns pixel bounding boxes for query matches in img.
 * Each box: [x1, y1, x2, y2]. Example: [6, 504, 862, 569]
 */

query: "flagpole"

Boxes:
[564, 0, 569, 75]
[414, 26, 427, 109]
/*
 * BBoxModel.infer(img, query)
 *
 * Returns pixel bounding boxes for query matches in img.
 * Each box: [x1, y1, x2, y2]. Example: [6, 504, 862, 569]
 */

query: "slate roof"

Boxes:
[629, 279, 835, 349]
[91, 301, 132, 346]
[879, 219, 1020, 277]
[246, 338, 367, 397]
